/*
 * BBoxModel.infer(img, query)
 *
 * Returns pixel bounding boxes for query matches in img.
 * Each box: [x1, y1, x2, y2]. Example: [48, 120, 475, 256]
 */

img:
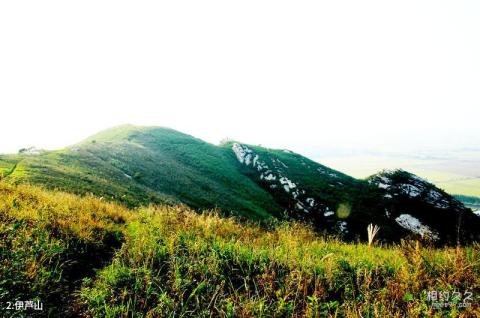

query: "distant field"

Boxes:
[317, 152, 480, 197]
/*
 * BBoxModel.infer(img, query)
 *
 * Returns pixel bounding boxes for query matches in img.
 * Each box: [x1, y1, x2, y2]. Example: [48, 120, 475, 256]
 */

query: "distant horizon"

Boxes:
[2, 122, 479, 155]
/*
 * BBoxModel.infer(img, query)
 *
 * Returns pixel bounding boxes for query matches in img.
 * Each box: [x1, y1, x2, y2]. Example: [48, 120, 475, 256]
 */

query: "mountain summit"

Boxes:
[1, 125, 478, 244]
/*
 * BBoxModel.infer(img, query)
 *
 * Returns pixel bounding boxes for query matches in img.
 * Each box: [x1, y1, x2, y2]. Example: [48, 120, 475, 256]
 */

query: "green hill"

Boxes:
[1, 125, 479, 244]
[0, 125, 281, 220]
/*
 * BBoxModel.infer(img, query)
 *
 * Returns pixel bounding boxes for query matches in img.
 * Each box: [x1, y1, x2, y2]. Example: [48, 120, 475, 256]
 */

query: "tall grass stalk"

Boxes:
[367, 223, 380, 246]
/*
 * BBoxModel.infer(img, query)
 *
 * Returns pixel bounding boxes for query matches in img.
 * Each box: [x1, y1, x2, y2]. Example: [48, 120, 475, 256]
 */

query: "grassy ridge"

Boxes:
[0, 126, 282, 219]
[1, 182, 478, 317]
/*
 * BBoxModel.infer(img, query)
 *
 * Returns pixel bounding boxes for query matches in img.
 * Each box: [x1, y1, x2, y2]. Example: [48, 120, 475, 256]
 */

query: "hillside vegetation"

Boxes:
[1, 182, 479, 317]
[1, 125, 478, 245]
[0, 125, 281, 219]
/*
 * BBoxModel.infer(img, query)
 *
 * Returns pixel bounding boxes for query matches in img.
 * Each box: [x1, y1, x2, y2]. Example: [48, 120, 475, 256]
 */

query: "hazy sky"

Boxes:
[1, 1, 479, 156]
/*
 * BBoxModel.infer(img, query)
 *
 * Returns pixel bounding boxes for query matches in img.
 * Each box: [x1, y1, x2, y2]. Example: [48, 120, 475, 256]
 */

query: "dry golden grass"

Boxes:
[0, 182, 479, 317]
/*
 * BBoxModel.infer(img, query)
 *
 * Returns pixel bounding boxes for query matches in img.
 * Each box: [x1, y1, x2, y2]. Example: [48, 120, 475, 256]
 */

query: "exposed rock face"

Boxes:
[368, 170, 480, 244]
[232, 143, 322, 215]
[232, 143, 480, 245]
[395, 214, 439, 241]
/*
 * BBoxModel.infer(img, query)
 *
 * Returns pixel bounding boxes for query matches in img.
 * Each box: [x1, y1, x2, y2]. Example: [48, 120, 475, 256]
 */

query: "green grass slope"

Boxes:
[1, 182, 479, 317]
[0, 125, 282, 220]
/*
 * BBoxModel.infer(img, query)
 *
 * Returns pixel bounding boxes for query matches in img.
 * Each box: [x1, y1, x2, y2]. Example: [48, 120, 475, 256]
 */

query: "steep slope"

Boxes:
[1, 125, 479, 244]
[224, 142, 384, 238]
[224, 142, 480, 244]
